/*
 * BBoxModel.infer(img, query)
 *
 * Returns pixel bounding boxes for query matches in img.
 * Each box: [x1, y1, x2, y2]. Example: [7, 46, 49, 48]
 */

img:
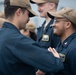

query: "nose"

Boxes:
[52, 24, 55, 27]
[51, 24, 55, 27]
[37, 5, 41, 12]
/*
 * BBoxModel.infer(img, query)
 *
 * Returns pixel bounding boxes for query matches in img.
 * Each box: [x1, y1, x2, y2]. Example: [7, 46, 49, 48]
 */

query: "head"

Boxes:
[30, 0, 59, 18]
[4, 0, 37, 30]
[20, 21, 37, 41]
[48, 8, 76, 38]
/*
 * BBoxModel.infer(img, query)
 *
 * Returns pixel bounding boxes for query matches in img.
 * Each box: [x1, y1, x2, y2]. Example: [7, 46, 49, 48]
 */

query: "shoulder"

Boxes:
[67, 39, 76, 59]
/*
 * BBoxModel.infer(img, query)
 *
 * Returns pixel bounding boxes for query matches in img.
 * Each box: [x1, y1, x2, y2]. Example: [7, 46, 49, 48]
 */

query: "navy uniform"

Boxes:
[0, 22, 63, 75]
[37, 19, 60, 49]
[55, 32, 76, 75]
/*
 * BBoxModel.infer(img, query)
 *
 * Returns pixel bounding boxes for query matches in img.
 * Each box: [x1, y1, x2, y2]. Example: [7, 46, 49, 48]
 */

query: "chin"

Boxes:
[40, 16, 45, 18]
[54, 32, 59, 36]
[40, 14, 45, 18]
[53, 30, 57, 34]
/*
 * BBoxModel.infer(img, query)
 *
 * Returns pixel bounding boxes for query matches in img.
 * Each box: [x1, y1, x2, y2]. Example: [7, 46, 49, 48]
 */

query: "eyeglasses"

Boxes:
[54, 18, 69, 23]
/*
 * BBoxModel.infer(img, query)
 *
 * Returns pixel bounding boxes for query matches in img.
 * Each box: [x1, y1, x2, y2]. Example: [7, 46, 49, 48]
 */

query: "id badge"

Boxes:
[42, 34, 49, 41]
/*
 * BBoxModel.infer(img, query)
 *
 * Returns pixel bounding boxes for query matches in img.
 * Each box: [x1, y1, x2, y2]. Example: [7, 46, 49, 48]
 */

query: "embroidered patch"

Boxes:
[59, 53, 65, 62]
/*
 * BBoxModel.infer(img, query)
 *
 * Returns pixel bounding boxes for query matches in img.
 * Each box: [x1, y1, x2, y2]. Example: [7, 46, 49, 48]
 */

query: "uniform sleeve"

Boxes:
[12, 37, 63, 73]
[67, 48, 76, 75]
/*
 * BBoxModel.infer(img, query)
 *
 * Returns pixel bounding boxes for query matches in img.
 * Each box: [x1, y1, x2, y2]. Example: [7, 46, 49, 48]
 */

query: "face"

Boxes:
[37, 2, 53, 18]
[18, 9, 30, 30]
[52, 18, 68, 37]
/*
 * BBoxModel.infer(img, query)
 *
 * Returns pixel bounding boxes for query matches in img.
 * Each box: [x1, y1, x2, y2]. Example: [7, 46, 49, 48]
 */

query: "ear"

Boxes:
[49, 3, 55, 10]
[15, 8, 22, 17]
[66, 21, 71, 29]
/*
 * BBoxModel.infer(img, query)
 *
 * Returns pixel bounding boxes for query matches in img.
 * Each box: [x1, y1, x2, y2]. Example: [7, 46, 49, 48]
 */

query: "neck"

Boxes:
[6, 18, 19, 30]
[61, 30, 75, 43]
[45, 9, 56, 23]
[45, 16, 51, 24]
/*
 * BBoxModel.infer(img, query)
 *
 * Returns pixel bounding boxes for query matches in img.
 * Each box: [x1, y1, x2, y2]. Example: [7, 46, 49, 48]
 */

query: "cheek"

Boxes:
[24, 15, 29, 23]
[53, 25, 63, 34]
[57, 28, 64, 36]
[41, 10, 47, 16]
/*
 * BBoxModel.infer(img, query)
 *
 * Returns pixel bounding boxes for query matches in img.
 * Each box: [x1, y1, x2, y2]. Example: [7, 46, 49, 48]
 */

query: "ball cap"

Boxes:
[30, 0, 59, 4]
[47, 7, 76, 25]
[4, 0, 38, 17]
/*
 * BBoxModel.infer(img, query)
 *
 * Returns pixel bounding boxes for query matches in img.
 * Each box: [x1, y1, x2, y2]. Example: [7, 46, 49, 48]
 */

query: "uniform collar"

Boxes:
[42, 19, 54, 27]
[56, 32, 76, 53]
[2, 22, 20, 33]
[62, 32, 76, 48]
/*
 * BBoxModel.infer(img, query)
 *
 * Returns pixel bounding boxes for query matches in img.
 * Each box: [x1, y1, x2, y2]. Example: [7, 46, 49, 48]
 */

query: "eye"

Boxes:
[55, 20, 60, 23]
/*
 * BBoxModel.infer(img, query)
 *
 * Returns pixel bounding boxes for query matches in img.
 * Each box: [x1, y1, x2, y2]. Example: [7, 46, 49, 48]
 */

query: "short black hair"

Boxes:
[4, 0, 26, 19]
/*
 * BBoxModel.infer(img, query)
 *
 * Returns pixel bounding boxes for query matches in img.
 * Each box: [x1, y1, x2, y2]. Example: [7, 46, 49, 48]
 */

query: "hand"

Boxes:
[48, 47, 60, 58]
[36, 70, 45, 75]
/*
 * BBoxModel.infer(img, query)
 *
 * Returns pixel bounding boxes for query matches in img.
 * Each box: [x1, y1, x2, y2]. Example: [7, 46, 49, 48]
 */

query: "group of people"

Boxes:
[0, 0, 76, 75]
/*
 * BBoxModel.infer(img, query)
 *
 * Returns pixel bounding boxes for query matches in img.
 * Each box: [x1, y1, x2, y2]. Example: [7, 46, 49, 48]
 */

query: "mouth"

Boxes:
[53, 27, 57, 31]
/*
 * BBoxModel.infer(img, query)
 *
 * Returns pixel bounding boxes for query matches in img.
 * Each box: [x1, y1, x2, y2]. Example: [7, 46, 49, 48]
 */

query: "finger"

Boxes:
[36, 70, 45, 75]
[52, 48, 60, 58]
[48, 48, 50, 51]
[49, 48, 55, 54]
[52, 48, 57, 53]
[48, 47, 52, 52]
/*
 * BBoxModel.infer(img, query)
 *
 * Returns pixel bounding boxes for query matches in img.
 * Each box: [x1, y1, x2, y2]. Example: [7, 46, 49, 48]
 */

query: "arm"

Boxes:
[67, 48, 76, 75]
[12, 37, 63, 73]
[35, 47, 60, 75]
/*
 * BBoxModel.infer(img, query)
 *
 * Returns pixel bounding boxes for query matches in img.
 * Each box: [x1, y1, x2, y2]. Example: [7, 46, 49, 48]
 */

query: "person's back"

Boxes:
[0, 23, 37, 75]
[30, 0, 60, 49]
